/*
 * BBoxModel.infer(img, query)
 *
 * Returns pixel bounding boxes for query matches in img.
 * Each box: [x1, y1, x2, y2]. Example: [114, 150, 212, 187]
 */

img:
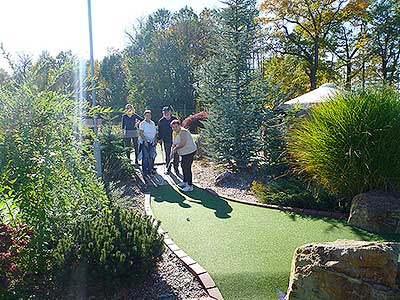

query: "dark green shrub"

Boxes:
[287, 87, 400, 201]
[53, 207, 164, 284]
[100, 117, 136, 183]
[250, 177, 340, 211]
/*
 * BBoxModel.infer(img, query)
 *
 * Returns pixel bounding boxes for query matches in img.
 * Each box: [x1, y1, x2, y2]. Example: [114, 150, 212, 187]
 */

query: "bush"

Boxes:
[0, 224, 32, 299]
[99, 117, 136, 183]
[287, 87, 400, 201]
[0, 60, 108, 276]
[53, 207, 164, 284]
[182, 111, 208, 134]
[250, 177, 340, 211]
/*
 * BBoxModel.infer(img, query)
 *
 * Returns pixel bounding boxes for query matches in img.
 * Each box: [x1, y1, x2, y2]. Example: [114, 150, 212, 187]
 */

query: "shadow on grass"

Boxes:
[187, 186, 233, 219]
[151, 182, 233, 219]
[152, 185, 191, 208]
[283, 211, 400, 242]
[167, 171, 233, 218]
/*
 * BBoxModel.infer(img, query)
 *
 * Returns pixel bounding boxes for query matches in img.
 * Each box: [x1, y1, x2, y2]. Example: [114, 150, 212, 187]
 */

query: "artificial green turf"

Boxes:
[150, 185, 399, 300]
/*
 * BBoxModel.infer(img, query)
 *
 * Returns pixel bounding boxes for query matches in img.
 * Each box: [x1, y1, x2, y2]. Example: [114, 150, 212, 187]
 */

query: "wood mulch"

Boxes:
[192, 159, 259, 203]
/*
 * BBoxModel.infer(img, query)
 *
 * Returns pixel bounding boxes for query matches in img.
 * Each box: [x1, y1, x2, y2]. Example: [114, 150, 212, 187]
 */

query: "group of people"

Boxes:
[122, 104, 197, 192]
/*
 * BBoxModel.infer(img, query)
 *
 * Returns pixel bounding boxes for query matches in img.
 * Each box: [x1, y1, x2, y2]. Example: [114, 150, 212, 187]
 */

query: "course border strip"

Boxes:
[144, 193, 224, 300]
[197, 185, 348, 220]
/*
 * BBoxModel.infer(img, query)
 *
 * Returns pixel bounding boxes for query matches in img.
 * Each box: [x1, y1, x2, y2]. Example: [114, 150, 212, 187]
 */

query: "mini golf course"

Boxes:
[150, 184, 397, 300]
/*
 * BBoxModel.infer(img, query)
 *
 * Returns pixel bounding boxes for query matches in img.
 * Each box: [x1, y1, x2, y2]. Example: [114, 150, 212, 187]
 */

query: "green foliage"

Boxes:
[263, 55, 309, 100]
[287, 87, 400, 201]
[99, 116, 136, 183]
[126, 7, 214, 118]
[250, 178, 340, 211]
[99, 51, 129, 109]
[200, 0, 264, 170]
[0, 60, 108, 275]
[368, 0, 400, 85]
[53, 207, 164, 284]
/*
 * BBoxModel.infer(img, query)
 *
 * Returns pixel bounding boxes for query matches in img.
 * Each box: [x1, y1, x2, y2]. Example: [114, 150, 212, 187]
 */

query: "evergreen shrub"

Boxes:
[99, 119, 135, 183]
[53, 207, 164, 284]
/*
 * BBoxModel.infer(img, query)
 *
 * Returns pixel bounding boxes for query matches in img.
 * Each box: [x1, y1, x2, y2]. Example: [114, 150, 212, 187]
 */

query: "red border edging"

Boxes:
[144, 194, 224, 300]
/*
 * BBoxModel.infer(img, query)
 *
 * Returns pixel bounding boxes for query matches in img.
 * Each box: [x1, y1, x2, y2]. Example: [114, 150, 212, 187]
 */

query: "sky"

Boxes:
[0, 0, 223, 71]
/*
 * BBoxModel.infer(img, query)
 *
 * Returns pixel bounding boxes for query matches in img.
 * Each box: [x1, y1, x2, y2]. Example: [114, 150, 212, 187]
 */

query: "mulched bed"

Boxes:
[192, 159, 259, 203]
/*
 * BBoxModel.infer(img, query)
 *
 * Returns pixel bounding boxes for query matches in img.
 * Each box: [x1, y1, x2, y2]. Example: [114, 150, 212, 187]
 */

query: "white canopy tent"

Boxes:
[279, 83, 340, 110]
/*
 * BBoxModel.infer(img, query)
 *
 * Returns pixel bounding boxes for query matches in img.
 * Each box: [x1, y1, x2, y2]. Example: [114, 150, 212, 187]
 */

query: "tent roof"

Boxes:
[280, 83, 340, 109]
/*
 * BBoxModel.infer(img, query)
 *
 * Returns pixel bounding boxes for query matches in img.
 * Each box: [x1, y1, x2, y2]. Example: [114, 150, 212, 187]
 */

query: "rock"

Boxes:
[348, 191, 400, 234]
[214, 171, 235, 186]
[285, 240, 400, 300]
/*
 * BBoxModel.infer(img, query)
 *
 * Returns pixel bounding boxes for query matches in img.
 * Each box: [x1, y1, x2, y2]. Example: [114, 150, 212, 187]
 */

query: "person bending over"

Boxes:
[171, 120, 197, 192]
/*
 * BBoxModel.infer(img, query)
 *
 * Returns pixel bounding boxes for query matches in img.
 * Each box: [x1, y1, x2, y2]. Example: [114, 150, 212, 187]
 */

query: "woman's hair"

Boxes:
[144, 109, 152, 115]
[170, 119, 181, 126]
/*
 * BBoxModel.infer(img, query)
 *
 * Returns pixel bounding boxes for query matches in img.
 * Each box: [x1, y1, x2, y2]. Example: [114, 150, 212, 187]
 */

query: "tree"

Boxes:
[326, 1, 369, 89]
[99, 50, 129, 109]
[199, 0, 264, 170]
[126, 7, 208, 118]
[263, 55, 309, 100]
[260, 0, 362, 90]
[368, 0, 400, 85]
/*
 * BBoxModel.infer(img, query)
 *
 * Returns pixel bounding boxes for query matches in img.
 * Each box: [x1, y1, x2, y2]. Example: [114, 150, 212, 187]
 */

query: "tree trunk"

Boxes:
[345, 61, 352, 90]
[310, 39, 319, 90]
[309, 69, 317, 90]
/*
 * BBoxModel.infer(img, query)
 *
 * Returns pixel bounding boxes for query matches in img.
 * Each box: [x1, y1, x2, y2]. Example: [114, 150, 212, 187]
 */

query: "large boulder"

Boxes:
[285, 240, 400, 300]
[348, 191, 400, 234]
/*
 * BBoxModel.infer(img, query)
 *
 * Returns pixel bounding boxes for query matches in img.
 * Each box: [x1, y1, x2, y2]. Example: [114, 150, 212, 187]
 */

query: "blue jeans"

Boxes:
[141, 143, 156, 174]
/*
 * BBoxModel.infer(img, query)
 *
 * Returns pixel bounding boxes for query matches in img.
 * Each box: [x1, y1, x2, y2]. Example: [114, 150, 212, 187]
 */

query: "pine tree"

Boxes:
[199, 0, 263, 170]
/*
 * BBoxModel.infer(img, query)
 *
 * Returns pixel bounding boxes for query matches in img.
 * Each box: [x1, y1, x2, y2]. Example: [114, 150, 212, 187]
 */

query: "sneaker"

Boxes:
[177, 182, 187, 188]
[182, 185, 194, 192]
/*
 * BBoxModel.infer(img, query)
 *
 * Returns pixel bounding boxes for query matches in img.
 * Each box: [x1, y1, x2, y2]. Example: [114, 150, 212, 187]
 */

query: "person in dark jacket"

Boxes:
[158, 106, 179, 174]
[122, 104, 143, 164]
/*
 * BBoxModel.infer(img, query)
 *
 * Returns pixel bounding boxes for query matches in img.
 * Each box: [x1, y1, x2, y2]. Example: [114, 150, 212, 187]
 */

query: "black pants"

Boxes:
[124, 136, 139, 163]
[163, 141, 179, 171]
[181, 151, 196, 186]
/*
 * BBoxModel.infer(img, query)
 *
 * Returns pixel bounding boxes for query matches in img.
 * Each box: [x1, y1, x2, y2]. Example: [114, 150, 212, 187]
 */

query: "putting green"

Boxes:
[150, 185, 398, 300]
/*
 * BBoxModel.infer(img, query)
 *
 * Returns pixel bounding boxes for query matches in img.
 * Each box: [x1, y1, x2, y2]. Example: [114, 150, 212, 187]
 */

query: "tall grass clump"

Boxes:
[287, 87, 400, 203]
